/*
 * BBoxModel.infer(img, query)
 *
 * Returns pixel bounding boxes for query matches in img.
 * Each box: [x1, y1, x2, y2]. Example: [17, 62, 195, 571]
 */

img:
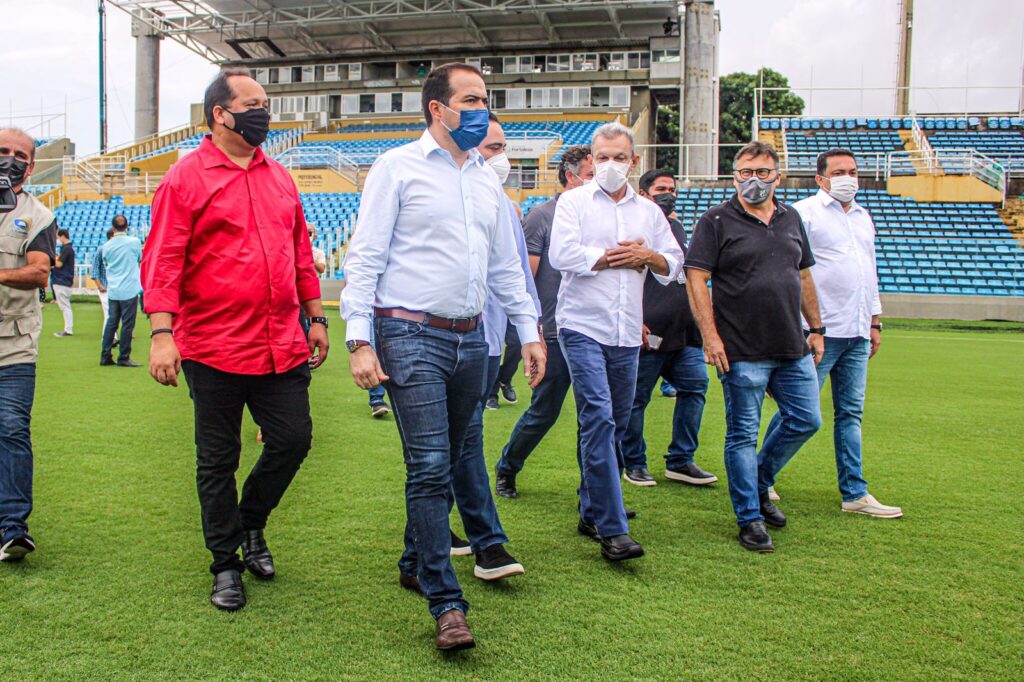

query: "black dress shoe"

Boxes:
[625, 508, 637, 520]
[738, 520, 775, 552]
[116, 360, 141, 367]
[600, 534, 645, 562]
[759, 490, 787, 528]
[210, 569, 246, 610]
[242, 529, 275, 579]
[495, 469, 518, 499]
[577, 519, 600, 541]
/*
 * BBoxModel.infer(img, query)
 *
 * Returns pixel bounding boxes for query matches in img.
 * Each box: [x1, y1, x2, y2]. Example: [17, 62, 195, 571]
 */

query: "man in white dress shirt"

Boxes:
[341, 62, 545, 651]
[765, 148, 902, 519]
[549, 123, 684, 562]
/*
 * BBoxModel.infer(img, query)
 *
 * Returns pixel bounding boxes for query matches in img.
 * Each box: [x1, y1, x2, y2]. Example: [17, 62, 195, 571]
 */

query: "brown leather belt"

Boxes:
[374, 307, 480, 333]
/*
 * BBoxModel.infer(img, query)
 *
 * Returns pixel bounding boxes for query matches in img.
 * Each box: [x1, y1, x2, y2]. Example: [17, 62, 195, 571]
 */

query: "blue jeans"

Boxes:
[0, 363, 35, 543]
[496, 336, 573, 476]
[765, 337, 870, 502]
[719, 355, 822, 526]
[101, 295, 138, 363]
[621, 346, 709, 470]
[375, 317, 490, 619]
[559, 329, 638, 538]
[367, 336, 386, 406]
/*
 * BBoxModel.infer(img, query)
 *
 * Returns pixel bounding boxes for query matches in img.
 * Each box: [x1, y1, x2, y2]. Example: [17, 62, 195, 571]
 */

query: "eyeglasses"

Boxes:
[734, 168, 777, 180]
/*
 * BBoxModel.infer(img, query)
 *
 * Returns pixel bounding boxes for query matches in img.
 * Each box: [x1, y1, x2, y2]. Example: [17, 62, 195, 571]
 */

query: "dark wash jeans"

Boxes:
[496, 335, 573, 476]
[101, 295, 138, 364]
[0, 363, 35, 543]
[182, 360, 313, 574]
[559, 329, 638, 538]
[621, 345, 709, 470]
[719, 355, 822, 526]
[375, 316, 489, 619]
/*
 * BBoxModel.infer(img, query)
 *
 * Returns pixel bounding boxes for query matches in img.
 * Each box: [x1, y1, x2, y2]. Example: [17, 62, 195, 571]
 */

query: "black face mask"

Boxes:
[0, 156, 27, 214]
[653, 192, 677, 218]
[224, 108, 271, 148]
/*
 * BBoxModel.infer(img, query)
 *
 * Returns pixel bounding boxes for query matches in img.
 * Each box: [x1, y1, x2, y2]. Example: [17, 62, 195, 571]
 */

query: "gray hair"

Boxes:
[0, 127, 36, 161]
[591, 122, 634, 153]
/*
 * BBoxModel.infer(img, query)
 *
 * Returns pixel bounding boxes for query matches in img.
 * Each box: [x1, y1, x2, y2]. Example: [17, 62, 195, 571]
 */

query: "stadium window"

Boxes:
[572, 54, 598, 71]
[546, 54, 570, 72]
[605, 53, 626, 71]
[652, 49, 680, 64]
[255, 68, 270, 85]
[507, 89, 527, 110]
[521, 56, 540, 73]
[348, 63, 363, 81]
[277, 67, 292, 84]
[374, 93, 391, 113]
[314, 65, 325, 82]
[609, 86, 630, 107]
[291, 67, 304, 83]
[561, 88, 577, 108]
[627, 52, 650, 69]
[391, 93, 403, 113]
[301, 66, 315, 82]
[359, 94, 375, 113]
[329, 95, 341, 118]
[342, 94, 359, 114]
[491, 90, 507, 110]
[576, 87, 591, 107]
[271, 98, 282, 115]
[324, 64, 340, 82]
[590, 87, 610, 107]
[481, 57, 503, 75]
[402, 92, 420, 113]
[503, 57, 518, 74]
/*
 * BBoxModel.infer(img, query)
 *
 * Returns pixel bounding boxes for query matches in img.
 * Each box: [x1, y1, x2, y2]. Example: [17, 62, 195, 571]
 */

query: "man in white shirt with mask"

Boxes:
[549, 122, 684, 562]
[764, 148, 902, 519]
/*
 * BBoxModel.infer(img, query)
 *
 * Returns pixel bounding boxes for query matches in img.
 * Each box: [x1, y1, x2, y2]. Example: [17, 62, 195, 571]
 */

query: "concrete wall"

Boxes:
[881, 293, 1024, 322]
[887, 175, 1004, 203]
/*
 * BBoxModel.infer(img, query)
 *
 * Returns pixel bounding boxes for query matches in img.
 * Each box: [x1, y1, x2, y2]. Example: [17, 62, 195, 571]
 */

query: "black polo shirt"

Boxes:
[685, 196, 815, 362]
[642, 217, 702, 352]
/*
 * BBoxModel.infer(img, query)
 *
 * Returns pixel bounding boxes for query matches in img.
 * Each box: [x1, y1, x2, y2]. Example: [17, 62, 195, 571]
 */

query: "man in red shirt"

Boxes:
[142, 68, 329, 611]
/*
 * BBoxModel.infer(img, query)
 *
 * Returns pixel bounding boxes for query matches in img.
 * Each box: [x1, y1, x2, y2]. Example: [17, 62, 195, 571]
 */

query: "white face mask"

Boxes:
[486, 152, 512, 184]
[826, 175, 858, 203]
[595, 160, 630, 193]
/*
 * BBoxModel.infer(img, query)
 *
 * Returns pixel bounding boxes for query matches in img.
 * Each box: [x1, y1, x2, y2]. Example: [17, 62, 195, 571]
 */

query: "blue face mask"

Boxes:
[440, 103, 490, 151]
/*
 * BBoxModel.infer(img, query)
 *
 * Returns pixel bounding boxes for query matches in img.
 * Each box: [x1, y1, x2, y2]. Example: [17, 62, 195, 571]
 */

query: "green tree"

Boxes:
[718, 68, 804, 174]
[655, 104, 679, 171]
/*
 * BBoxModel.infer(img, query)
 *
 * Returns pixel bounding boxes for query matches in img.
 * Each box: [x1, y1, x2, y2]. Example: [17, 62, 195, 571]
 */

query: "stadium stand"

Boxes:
[132, 129, 296, 160]
[784, 130, 905, 171]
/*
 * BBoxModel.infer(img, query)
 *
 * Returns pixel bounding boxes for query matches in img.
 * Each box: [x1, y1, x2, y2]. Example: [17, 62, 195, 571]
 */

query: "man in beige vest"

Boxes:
[0, 128, 56, 562]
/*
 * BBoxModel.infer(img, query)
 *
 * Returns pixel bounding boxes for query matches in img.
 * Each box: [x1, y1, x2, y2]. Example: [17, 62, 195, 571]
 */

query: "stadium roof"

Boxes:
[109, 0, 681, 62]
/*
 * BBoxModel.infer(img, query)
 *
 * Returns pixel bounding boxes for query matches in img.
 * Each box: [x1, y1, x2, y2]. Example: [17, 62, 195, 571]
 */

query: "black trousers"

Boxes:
[182, 360, 313, 574]
[489, 321, 522, 400]
[101, 296, 137, 363]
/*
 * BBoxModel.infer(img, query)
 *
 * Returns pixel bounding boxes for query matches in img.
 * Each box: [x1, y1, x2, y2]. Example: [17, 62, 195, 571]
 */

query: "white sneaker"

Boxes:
[768, 487, 780, 502]
[842, 493, 903, 519]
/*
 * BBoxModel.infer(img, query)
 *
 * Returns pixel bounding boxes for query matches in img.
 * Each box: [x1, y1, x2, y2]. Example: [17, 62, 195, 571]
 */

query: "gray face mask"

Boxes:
[738, 176, 774, 205]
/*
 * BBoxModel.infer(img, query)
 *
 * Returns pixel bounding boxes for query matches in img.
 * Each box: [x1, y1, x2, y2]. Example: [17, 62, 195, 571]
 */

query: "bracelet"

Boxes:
[151, 328, 174, 338]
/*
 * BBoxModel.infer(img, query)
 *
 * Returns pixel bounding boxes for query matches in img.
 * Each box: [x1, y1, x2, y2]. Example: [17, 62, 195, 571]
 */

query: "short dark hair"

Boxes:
[817, 147, 857, 176]
[488, 111, 500, 124]
[111, 214, 128, 230]
[106, 228, 115, 240]
[204, 67, 253, 129]
[421, 62, 484, 126]
[733, 141, 779, 167]
[57, 228, 70, 239]
[557, 145, 591, 187]
[639, 169, 676, 193]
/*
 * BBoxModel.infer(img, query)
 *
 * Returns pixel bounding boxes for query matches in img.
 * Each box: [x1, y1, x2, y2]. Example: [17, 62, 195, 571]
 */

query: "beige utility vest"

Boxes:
[0, 192, 54, 367]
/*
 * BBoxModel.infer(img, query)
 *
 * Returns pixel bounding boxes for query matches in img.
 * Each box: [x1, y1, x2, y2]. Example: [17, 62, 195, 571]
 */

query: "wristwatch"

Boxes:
[871, 323, 883, 332]
[309, 316, 329, 328]
[807, 326, 827, 335]
[346, 340, 370, 353]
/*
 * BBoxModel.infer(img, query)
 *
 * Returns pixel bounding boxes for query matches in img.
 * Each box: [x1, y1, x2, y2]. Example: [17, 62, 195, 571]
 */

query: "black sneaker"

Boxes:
[495, 468, 518, 499]
[0, 536, 35, 562]
[473, 543, 525, 581]
[759, 490, 787, 528]
[499, 382, 517, 404]
[577, 519, 600, 541]
[485, 397, 499, 411]
[665, 462, 719, 485]
[738, 520, 774, 552]
[450, 531, 473, 557]
[623, 467, 657, 487]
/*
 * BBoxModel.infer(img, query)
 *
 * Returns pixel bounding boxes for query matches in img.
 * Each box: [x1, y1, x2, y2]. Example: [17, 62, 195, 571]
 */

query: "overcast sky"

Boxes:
[7, 0, 1024, 155]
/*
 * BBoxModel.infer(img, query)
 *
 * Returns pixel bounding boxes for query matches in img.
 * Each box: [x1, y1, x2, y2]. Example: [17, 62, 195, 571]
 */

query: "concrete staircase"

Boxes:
[998, 196, 1024, 247]
[898, 130, 942, 175]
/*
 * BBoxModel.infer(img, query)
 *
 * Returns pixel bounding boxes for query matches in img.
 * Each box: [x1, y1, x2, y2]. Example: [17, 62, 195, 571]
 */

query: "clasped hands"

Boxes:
[599, 239, 654, 272]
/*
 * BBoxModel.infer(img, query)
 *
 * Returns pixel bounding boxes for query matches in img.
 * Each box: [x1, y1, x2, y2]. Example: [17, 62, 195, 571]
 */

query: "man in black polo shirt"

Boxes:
[685, 141, 824, 553]
[620, 169, 717, 488]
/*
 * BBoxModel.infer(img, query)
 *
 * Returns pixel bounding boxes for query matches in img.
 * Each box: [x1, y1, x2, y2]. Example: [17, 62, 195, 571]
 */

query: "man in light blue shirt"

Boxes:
[100, 215, 142, 367]
[341, 63, 545, 651]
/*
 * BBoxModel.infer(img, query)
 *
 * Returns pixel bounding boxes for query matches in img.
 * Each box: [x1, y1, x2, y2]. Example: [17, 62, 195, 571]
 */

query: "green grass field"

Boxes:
[3, 303, 1022, 680]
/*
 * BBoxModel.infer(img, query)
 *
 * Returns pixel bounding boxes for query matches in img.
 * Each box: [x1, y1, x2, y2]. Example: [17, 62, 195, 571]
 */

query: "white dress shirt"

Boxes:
[549, 182, 684, 348]
[341, 131, 539, 345]
[794, 189, 882, 338]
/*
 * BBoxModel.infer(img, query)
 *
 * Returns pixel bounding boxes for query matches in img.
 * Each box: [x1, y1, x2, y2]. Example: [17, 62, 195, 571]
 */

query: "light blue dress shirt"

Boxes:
[101, 233, 143, 301]
[482, 198, 542, 356]
[341, 131, 539, 345]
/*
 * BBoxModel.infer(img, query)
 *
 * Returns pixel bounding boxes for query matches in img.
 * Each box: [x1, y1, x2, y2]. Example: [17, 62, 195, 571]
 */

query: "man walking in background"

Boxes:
[91, 227, 115, 341]
[51, 228, 75, 337]
[0, 127, 57, 562]
[685, 141, 823, 553]
[143, 68, 328, 611]
[494, 145, 593, 498]
[765, 148, 902, 519]
[621, 169, 716, 488]
[100, 215, 142, 367]
[550, 123, 684, 562]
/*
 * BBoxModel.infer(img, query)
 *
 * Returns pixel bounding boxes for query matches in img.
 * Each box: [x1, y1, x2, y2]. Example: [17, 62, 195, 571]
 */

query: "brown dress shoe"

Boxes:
[435, 609, 475, 651]
[399, 573, 423, 596]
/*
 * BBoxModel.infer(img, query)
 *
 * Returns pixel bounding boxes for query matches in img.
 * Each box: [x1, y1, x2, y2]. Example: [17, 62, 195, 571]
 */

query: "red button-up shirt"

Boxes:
[142, 136, 321, 375]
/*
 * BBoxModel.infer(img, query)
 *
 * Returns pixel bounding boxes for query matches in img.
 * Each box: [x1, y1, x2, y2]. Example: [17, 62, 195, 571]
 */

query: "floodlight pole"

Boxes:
[98, 0, 108, 153]
[895, 0, 913, 116]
